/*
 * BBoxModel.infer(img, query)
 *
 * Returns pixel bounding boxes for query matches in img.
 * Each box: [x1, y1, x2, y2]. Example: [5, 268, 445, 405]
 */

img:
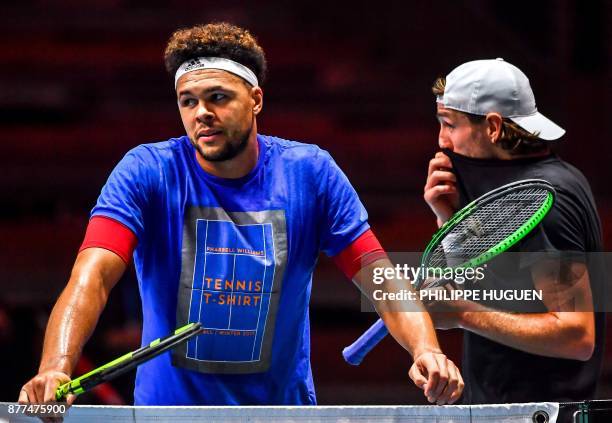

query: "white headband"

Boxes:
[174, 57, 259, 89]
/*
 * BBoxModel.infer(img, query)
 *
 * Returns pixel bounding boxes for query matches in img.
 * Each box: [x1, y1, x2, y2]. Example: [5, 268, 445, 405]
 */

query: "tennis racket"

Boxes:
[55, 322, 202, 400]
[343, 179, 555, 365]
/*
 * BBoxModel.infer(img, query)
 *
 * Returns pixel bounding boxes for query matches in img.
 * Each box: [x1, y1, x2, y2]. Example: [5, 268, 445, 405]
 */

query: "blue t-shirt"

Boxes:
[91, 134, 369, 405]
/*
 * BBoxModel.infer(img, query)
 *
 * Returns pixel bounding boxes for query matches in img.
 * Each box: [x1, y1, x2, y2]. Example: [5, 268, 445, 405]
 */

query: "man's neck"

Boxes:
[196, 132, 260, 179]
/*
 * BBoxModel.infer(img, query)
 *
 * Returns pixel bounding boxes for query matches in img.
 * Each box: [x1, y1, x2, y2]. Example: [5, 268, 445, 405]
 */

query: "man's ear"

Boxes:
[251, 86, 263, 115]
[485, 113, 503, 143]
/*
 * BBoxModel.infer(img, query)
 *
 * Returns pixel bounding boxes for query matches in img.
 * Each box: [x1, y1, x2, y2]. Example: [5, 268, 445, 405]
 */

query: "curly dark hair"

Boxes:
[432, 77, 549, 155]
[164, 22, 267, 86]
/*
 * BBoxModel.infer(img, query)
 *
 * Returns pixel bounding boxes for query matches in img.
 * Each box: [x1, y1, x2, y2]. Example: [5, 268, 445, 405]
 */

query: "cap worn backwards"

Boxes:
[438, 58, 565, 141]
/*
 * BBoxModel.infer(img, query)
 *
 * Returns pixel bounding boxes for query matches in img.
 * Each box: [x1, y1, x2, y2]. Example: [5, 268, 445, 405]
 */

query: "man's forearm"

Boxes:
[459, 306, 594, 360]
[39, 277, 108, 374]
[380, 310, 441, 358]
[354, 258, 442, 358]
[351, 258, 464, 404]
[457, 260, 595, 360]
[39, 248, 126, 375]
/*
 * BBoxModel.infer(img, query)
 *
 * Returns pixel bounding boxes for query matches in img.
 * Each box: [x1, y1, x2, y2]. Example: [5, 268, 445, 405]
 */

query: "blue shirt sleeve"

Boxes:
[317, 150, 369, 256]
[90, 145, 160, 240]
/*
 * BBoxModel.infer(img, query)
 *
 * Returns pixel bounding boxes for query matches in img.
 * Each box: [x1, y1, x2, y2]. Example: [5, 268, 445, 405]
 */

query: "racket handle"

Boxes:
[342, 318, 388, 365]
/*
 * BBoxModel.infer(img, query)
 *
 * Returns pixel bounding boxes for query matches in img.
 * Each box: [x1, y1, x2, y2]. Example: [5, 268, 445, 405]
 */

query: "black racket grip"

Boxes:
[342, 318, 388, 365]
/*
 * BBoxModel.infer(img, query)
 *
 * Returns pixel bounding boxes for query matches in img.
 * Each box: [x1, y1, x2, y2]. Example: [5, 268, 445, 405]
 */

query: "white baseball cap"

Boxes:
[438, 58, 565, 140]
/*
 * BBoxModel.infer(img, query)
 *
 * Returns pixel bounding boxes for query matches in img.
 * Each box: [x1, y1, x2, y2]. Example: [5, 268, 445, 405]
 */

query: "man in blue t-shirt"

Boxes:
[20, 23, 463, 406]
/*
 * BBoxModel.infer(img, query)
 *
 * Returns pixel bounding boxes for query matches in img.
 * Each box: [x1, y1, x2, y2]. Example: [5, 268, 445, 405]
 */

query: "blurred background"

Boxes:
[1, 0, 610, 405]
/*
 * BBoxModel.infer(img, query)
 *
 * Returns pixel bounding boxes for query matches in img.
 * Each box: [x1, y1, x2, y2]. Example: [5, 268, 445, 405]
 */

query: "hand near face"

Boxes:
[424, 151, 459, 226]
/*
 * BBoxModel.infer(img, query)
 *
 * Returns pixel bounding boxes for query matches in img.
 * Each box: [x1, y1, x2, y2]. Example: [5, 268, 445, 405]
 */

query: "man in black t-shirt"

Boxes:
[423, 58, 604, 404]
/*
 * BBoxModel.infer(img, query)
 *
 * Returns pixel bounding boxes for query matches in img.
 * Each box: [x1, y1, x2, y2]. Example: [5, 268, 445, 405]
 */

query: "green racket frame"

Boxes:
[55, 322, 202, 401]
[421, 179, 555, 272]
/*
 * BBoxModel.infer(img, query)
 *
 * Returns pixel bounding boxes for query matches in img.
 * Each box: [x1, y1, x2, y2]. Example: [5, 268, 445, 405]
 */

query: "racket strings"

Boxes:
[426, 188, 550, 268]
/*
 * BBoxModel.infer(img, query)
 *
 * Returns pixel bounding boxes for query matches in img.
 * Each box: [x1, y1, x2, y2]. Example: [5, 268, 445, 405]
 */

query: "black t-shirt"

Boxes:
[445, 150, 605, 404]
